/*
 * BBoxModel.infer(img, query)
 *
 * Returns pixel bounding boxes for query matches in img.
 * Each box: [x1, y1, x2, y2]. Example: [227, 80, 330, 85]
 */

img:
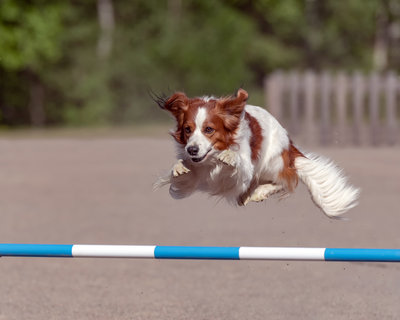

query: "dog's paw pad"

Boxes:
[172, 160, 190, 177]
[217, 150, 236, 166]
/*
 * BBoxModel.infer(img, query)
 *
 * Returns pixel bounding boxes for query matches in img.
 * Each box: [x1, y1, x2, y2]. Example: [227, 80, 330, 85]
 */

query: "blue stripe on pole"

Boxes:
[324, 248, 400, 262]
[0, 244, 73, 257]
[154, 246, 240, 260]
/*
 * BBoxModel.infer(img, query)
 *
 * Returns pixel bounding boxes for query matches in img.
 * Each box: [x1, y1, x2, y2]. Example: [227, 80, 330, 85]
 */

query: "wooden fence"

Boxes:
[264, 71, 400, 146]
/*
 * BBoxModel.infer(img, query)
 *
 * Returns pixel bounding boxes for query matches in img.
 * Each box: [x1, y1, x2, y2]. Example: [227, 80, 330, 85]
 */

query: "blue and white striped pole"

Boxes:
[1, 244, 400, 262]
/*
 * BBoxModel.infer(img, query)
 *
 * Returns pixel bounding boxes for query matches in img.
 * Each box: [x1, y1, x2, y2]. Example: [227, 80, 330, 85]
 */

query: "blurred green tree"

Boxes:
[0, 0, 399, 127]
[0, 0, 66, 126]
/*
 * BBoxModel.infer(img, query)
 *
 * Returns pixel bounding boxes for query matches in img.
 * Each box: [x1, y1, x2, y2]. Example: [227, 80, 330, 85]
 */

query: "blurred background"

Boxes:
[1, 2, 400, 319]
[0, 0, 399, 145]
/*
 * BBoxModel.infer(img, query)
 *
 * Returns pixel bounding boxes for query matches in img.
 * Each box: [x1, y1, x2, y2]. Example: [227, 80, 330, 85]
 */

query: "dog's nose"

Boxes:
[187, 146, 199, 156]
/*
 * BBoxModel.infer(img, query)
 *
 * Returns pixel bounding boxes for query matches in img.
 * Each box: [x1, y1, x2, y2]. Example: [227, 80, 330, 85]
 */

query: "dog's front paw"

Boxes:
[172, 159, 191, 177]
[217, 150, 236, 166]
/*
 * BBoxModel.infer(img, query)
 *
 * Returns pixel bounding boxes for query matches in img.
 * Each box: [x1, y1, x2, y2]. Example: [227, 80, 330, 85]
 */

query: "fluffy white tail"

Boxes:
[295, 153, 360, 218]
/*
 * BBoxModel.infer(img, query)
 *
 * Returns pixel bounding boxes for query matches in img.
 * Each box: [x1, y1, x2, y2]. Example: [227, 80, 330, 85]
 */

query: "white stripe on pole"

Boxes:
[239, 247, 325, 260]
[71, 245, 156, 258]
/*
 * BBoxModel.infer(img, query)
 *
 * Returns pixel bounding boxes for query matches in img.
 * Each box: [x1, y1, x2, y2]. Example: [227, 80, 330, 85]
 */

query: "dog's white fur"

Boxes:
[155, 102, 360, 218]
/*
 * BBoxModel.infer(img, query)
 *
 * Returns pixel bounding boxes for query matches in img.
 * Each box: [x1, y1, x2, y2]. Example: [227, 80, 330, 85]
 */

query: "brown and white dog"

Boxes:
[154, 89, 359, 218]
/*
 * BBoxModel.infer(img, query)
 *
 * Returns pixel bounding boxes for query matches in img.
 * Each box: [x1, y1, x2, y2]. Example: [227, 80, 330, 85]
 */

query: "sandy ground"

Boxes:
[0, 137, 399, 320]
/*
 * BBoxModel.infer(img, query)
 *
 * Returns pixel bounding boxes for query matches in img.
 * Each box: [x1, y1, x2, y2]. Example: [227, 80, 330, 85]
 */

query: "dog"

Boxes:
[154, 88, 360, 218]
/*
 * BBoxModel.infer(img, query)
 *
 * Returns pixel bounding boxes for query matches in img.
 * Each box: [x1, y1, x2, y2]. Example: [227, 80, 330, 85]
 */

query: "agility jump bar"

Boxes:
[1, 244, 400, 262]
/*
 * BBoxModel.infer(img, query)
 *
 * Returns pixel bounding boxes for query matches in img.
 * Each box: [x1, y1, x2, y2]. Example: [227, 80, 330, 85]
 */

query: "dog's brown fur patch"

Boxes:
[279, 141, 304, 191]
[245, 112, 263, 162]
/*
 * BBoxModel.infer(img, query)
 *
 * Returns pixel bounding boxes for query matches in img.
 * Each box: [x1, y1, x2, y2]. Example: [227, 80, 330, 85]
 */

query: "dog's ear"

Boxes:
[157, 92, 189, 145]
[217, 89, 248, 115]
[159, 92, 189, 118]
[216, 88, 248, 131]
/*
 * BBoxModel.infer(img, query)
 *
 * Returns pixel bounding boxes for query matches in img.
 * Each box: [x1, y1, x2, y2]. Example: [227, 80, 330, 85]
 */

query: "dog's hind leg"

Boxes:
[241, 184, 284, 205]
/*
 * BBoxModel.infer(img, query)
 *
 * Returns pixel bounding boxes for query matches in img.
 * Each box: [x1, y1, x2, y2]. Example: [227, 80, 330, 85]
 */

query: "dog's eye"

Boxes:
[204, 126, 214, 134]
[184, 126, 191, 134]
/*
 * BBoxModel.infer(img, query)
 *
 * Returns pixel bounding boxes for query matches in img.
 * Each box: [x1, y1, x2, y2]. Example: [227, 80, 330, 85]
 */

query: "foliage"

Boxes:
[0, 0, 65, 71]
[0, 0, 66, 125]
[0, 0, 398, 126]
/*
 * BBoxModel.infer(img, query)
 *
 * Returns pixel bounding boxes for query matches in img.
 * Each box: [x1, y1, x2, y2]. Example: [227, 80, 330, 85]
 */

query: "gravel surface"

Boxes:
[0, 137, 399, 320]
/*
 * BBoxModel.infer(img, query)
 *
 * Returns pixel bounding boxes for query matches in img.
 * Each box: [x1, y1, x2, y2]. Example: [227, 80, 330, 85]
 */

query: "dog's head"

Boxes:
[157, 89, 248, 164]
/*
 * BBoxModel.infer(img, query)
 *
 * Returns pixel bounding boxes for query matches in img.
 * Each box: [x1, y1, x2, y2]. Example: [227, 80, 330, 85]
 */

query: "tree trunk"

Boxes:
[168, 0, 182, 20]
[97, 0, 115, 59]
[373, 6, 389, 71]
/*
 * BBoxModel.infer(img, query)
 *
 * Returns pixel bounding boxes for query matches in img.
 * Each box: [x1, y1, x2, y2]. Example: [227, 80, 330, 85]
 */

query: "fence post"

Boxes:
[265, 71, 284, 120]
[368, 72, 381, 145]
[303, 71, 317, 145]
[288, 70, 300, 135]
[320, 71, 332, 145]
[351, 72, 365, 145]
[384, 72, 398, 145]
[264, 70, 398, 146]
[334, 72, 348, 145]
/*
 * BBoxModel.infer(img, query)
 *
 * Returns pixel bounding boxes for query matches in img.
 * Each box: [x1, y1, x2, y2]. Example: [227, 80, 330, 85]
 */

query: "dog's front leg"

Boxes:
[217, 149, 237, 167]
[153, 159, 191, 190]
[172, 159, 191, 177]
[169, 159, 197, 199]
[218, 150, 257, 205]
